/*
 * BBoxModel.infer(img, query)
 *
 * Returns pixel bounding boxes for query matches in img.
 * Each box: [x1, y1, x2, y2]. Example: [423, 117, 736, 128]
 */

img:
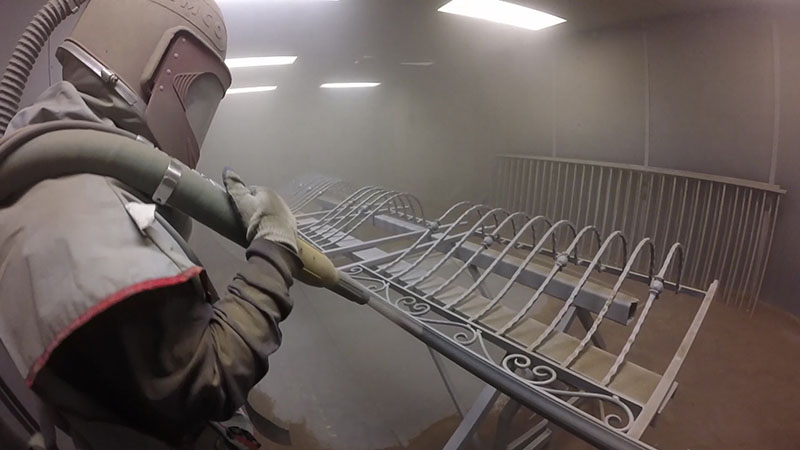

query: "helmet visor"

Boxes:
[184, 73, 225, 148]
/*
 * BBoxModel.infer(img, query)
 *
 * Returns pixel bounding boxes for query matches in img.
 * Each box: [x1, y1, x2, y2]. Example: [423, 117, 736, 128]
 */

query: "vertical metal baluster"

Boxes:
[701, 184, 728, 288]
[721, 187, 747, 303]
[559, 163, 570, 220]
[551, 162, 562, 219]
[533, 159, 543, 214]
[553, 163, 565, 244]
[517, 159, 525, 211]
[716, 187, 740, 305]
[609, 169, 623, 233]
[575, 165, 587, 258]
[545, 160, 554, 218]
[498, 158, 506, 208]
[751, 195, 780, 315]
[593, 167, 606, 229]
[583, 166, 596, 226]
[492, 159, 500, 205]
[638, 173, 655, 273]
[576, 164, 587, 226]
[543, 161, 553, 220]
[518, 159, 526, 211]
[525, 159, 534, 213]
[689, 183, 715, 288]
[516, 159, 526, 212]
[683, 180, 703, 286]
[674, 178, 690, 245]
[505, 159, 517, 211]
[582, 166, 596, 256]
[650, 175, 666, 262]
[600, 168, 614, 239]
[735, 191, 765, 310]
[727, 189, 753, 307]
[512, 159, 521, 211]
[660, 177, 678, 278]
[502, 158, 511, 209]
[539, 160, 548, 217]
[508, 159, 516, 211]
[629, 172, 644, 249]
[567, 163, 578, 224]
[640, 173, 655, 243]
[617, 170, 633, 267]
[683, 180, 715, 280]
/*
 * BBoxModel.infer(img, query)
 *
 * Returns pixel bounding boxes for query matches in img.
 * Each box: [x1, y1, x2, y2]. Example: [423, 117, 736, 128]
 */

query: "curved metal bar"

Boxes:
[391, 193, 426, 223]
[383, 193, 407, 219]
[290, 178, 341, 212]
[406, 208, 513, 288]
[656, 242, 684, 289]
[602, 242, 684, 385]
[291, 176, 335, 202]
[563, 225, 605, 264]
[401, 193, 426, 223]
[380, 201, 474, 272]
[284, 174, 329, 201]
[472, 220, 577, 321]
[322, 192, 415, 248]
[388, 204, 493, 281]
[444, 215, 552, 310]
[306, 188, 390, 236]
[388, 193, 414, 221]
[528, 231, 628, 351]
[563, 238, 655, 367]
[315, 186, 389, 230]
[422, 238, 492, 299]
[305, 185, 381, 224]
[315, 190, 399, 241]
[290, 178, 338, 210]
[300, 185, 379, 232]
[420, 212, 535, 300]
[497, 225, 604, 335]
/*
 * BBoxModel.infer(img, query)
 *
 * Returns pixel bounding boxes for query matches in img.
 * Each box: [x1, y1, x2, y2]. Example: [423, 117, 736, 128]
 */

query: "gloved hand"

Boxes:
[223, 169, 298, 253]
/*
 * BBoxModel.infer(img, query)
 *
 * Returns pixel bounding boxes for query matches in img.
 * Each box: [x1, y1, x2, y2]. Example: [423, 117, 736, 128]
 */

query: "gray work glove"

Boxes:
[223, 169, 299, 253]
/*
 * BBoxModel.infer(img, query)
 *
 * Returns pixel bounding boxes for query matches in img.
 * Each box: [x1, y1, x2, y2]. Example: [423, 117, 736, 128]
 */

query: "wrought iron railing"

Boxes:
[492, 154, 785, 313]
[287, 178, 716, 450]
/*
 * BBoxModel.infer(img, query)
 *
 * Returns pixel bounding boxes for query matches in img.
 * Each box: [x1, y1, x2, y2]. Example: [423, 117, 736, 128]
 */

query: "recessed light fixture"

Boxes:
[225, 56, 297, 68]
[438, 0, 565, 31]
[320, 82, 381, 89]
[400, 61, 435, 66]
[227, 86, 278, 95]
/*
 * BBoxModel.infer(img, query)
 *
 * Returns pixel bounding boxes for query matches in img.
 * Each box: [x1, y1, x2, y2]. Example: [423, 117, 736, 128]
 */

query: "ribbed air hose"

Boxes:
[0, 0, 88, 136]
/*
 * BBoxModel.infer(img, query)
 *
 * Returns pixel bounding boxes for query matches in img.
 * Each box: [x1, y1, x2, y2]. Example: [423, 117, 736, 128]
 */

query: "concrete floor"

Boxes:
[191, 225, 800, 450]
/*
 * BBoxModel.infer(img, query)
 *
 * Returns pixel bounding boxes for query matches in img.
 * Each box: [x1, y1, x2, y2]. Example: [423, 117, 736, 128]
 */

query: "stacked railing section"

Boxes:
[492, 154, 784, 313]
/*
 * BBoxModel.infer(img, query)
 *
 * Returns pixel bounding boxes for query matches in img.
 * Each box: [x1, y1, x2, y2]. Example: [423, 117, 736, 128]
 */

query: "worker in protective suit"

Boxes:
[0, 0, 299, 448]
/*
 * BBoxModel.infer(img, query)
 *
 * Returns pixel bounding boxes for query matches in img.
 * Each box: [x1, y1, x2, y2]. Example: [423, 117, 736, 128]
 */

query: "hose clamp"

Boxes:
[153, 160, 183, 205]
[65, 0, 81, 13]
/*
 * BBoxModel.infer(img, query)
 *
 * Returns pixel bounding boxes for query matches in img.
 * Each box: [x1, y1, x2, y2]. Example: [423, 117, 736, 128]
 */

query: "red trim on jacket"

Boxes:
[26, 266, 205, 387]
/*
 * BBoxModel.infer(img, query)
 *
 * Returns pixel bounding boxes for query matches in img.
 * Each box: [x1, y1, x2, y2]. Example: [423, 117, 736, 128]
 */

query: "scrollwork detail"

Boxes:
[395, 296, 431, 316]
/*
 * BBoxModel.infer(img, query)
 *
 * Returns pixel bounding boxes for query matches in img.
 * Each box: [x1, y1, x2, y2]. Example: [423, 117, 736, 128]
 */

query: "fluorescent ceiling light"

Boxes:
[400, 61, 435, 66]
[227, 86, 278, 95]
[438, 0, 565, 31]
[226, 56, 297, 68]
[320, 82, 381, 89]
[218, 0, 337, 2]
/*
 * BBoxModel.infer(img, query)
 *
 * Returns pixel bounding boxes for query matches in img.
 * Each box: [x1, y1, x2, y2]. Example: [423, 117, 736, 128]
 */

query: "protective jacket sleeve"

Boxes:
[41, 238, 300, 443]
